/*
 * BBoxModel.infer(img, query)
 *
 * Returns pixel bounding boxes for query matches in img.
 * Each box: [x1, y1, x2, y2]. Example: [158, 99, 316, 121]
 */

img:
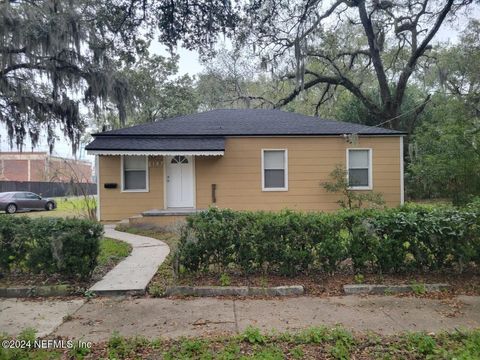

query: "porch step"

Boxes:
[128, 208, 205, 227]
[142, 208, 204, 217]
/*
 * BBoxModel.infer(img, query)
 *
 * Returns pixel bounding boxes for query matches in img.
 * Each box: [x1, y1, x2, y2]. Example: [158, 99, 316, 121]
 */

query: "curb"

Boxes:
[0, 284, 78, 298]
[343, 283, 450, 295]
[165, 285, 304, 297]
[88, 289, 145, 297]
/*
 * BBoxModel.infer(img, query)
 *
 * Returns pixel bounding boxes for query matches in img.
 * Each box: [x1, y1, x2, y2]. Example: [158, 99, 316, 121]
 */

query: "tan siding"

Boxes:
[99, 136, 402, 221]
[196, 136, 401, 211]
[99, 155, 164, 221]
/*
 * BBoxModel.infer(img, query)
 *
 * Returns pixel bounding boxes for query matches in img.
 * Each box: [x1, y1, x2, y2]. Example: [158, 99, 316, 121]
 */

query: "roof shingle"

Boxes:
[86, 109, 404, 151]
[94, 109, 405, 137]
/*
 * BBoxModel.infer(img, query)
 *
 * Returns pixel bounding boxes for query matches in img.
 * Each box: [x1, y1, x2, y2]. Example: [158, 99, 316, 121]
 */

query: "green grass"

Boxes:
[97, 237, 132, 267]
[12, 196, 96, 219]
[1, 327, 479, 359]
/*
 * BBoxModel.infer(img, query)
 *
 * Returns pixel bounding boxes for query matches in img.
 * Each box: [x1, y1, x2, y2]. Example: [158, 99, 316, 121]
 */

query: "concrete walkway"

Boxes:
[2, 295, 479, 340]
[89, 225, 170, 295]
[0, 298, 84, 337]
[53, 295, 480, 340]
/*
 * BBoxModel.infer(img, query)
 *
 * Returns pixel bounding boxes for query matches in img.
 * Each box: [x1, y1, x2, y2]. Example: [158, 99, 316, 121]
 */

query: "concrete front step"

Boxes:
[128, 208, 206, 227]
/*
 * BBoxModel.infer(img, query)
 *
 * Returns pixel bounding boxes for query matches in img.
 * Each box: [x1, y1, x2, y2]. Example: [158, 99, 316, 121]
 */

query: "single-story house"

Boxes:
[86, 109, 405, 224]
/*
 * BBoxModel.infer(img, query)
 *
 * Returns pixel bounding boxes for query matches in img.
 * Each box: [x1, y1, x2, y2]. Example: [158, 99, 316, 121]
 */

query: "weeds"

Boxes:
[219, 273, 231, 286]
[410, 282, 427, 295]
[354, 274, 365, 284]
[242, 326, 266, 344]
[2, 327, 480, 359]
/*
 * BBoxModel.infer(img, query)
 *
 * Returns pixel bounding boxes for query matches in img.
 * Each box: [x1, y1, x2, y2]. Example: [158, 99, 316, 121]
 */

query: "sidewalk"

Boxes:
[47, 295, 479, 341]
[89, 225, 170, 295]
[2, 295, 479, 340]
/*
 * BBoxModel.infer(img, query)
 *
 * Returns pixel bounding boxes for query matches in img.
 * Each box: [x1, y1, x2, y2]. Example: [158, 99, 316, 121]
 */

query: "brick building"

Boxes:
[0, 152, 93, 182]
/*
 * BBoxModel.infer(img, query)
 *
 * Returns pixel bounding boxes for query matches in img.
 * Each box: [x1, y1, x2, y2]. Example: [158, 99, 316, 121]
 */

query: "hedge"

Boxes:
[176, 204, 480, 276]
[0, 216, 103, 279]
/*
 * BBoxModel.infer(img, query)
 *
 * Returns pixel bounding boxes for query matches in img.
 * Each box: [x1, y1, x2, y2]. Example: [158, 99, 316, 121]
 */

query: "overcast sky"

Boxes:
[1, 4, 479, 160]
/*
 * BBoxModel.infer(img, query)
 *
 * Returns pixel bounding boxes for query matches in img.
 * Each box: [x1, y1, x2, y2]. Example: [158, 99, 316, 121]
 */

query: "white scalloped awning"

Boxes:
[87, 150, 224, 156]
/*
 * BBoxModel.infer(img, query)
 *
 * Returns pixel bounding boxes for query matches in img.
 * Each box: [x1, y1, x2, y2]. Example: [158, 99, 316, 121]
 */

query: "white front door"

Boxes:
[166, 155, 194, 208]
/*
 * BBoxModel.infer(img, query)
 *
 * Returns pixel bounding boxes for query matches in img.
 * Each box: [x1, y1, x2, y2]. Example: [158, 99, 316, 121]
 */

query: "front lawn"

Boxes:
[1, 326, 479, 359]
[12, 196, 96, 219]
[91, 237, 132, 283]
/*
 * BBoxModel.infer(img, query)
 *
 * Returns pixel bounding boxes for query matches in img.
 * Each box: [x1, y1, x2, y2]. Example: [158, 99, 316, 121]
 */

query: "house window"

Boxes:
[262, 149, 288, 191]
[122, 155, 148, 191]
[347, 149, 372, 189]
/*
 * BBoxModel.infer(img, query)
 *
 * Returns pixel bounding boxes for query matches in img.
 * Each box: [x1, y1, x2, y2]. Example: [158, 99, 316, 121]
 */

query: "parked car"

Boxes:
[0, 192, 57, 214]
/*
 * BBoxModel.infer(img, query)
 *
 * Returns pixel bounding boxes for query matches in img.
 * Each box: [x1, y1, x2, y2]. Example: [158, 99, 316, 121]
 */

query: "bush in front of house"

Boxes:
[178, 208, 348, 276]
[0, 216, 103, 279]
[345, 204, 480, 273]
[176, 204, 480, 276]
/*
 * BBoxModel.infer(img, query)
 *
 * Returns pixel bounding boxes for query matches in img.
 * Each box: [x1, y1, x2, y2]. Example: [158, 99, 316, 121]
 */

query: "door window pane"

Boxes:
[171, 156, 188, 164]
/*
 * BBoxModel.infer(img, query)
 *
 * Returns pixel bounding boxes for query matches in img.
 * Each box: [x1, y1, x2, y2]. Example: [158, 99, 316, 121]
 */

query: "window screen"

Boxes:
[263, 150, 286, 189]
[348, 150, 370, 187]
[123, 156, 147, 190]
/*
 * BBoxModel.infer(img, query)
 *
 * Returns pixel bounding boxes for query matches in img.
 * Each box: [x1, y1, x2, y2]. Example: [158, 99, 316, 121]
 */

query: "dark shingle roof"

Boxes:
[86, 137, 225, 151]
[94, 109, 404, 137]
[86, 109, 404, 151]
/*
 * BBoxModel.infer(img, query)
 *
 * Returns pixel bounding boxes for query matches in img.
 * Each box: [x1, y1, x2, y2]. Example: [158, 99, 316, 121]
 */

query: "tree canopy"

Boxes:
[0, 0, 237, 152]
[234, 0, 477, 132]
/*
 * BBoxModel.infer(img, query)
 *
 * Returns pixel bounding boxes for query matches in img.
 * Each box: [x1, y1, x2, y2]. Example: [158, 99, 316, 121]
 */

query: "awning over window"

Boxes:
[86, 136, 225, 156]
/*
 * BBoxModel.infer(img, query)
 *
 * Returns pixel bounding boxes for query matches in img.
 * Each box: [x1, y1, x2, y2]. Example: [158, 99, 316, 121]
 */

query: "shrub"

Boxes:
[0, 216, 103, 279]
[177, 208, 347, 275]
[347, 204, 480, 273]
[176, 205, 480, 276]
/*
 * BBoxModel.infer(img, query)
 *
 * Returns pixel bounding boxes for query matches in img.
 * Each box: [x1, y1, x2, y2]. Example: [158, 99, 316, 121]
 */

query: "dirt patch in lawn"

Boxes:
[0, 237, 132, 292]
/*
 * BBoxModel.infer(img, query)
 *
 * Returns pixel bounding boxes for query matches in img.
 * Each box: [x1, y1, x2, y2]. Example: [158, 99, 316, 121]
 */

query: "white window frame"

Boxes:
[346, 148, 373, 190]
[121, 155, 149, 192]
[261, 149, 288, 192]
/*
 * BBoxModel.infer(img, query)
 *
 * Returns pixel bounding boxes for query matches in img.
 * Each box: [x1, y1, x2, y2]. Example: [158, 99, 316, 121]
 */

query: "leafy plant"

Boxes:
[176, 205, 480, 277]
[354, 274, 365, 284]
[410, 282, 427, 296]
[219, 273, 231, 287]
[405, 333, 437, 356]
[0, 217, 103, 279]
[322, 165, 386, 210]
[84, 290, 96, 300]
[290, 345, 304, 359]
[242, 326, 266, 344]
